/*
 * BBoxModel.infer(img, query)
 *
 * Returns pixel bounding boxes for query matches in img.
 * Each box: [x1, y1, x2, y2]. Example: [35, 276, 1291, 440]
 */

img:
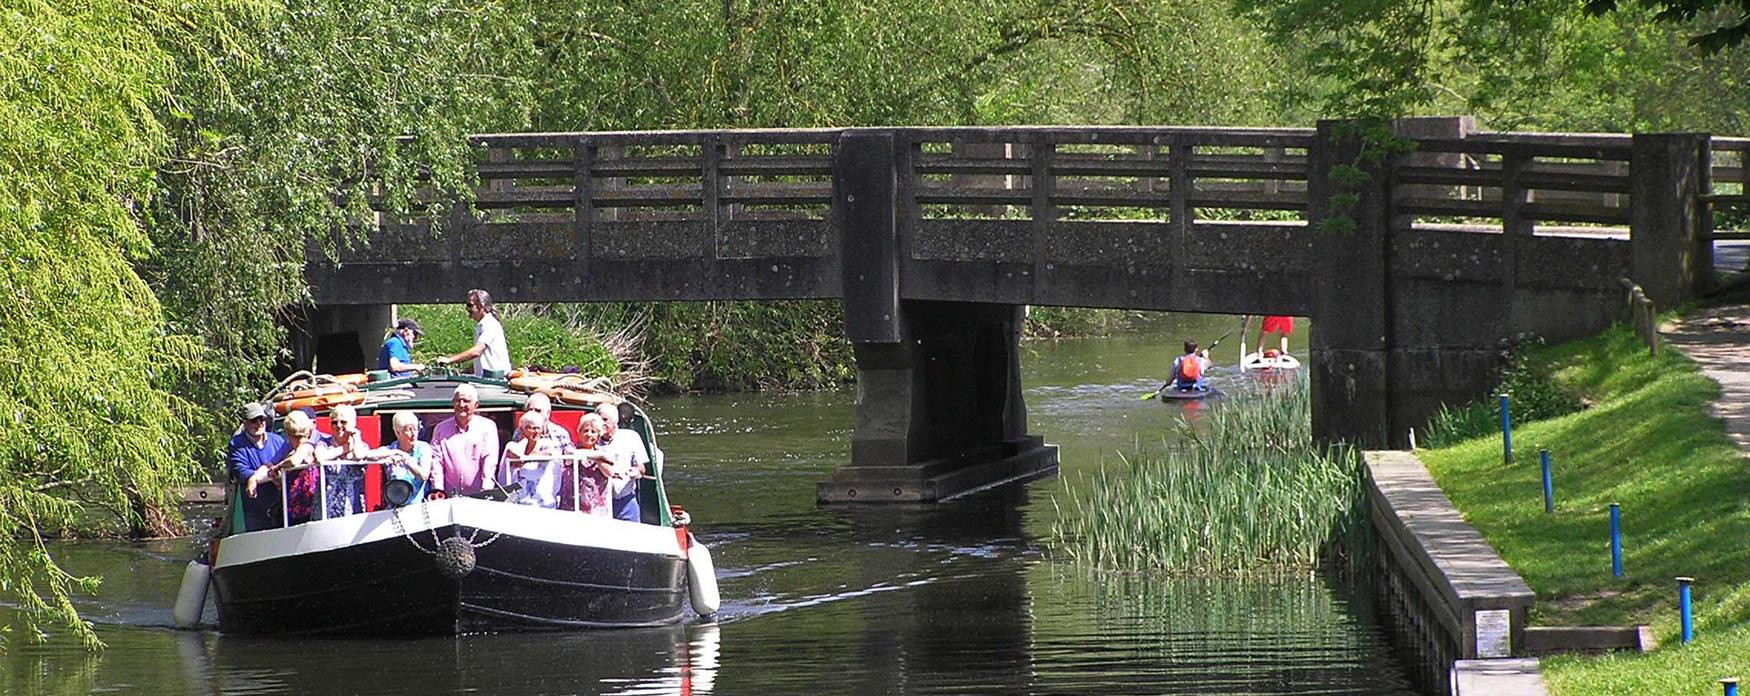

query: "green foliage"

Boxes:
[396, 305, 618, 377]
[1422, 336, 1587, 448]
[560, 301, 854, 392]
[1050, 377, 1366, 574]
[1242, 0, 1750, 132]
[0, 0, 218, 649]
[1586, 0, 1750, 52]
[523, 0, 1296, 130]
[138, 0, 537, 464]
[1023, 307, 1152, 339]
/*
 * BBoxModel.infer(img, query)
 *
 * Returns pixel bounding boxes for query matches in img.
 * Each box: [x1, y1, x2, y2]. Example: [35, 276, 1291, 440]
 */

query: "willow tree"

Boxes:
[139, 0, 537, 460]
[0, 0, 227, 649]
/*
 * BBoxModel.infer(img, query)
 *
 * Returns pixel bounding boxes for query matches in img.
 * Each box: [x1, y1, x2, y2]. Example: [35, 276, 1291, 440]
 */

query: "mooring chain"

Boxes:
[389, 499, 436, 555]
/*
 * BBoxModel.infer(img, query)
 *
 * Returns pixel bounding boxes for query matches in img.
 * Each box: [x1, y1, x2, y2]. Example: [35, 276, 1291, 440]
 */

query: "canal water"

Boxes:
[1, 314, 1420, 695]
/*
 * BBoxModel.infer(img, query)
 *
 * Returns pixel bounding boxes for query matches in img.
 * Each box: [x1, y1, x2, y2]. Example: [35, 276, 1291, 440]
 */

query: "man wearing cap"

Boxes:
[378, 318, 426, 377]
[226, 403, 286, 531]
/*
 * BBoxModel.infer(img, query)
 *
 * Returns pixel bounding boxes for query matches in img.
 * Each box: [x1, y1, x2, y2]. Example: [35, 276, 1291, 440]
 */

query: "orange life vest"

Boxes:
[1177, 355, 1202, 382]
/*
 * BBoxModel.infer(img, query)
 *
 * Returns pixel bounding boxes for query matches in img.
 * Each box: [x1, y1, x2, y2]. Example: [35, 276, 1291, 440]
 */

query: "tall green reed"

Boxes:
[1050, 375, 1365, 575]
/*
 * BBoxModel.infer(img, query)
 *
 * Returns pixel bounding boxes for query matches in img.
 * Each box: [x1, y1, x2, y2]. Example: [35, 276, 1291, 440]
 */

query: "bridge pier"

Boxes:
[818, 301, 1057, 502]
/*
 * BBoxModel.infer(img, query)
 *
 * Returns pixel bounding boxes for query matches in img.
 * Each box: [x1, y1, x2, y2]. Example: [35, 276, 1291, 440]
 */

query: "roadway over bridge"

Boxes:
[304, 117, 1740, 502]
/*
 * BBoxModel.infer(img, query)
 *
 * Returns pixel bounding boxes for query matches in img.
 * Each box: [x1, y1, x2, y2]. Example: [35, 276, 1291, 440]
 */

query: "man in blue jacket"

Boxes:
[378, 318, 426, 377]
[226, 402, 287, 532]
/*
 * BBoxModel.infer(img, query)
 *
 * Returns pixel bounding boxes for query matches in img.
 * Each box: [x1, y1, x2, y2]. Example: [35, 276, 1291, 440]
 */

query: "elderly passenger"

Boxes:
[431, 383, 500, 496]
[245, 410, 321, 526]
[381, 411, 432, 506]
[595, 402, 649, 523]
[514, 392, 574, 452]
[227, 402, 286, 532]
[318, 404, 371, 518]
[502, 412, 564, 508]
[567, 414, 617, 517]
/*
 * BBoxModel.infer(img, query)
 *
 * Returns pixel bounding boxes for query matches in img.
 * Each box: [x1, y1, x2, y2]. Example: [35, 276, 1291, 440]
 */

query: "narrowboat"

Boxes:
[176, 371, 719, 636]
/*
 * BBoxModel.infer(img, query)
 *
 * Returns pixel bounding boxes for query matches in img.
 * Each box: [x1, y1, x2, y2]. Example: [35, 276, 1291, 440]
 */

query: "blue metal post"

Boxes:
[1540, 448, 1553, 513]
[1721, 678, 1738, 696]
[1610, 503, 1623, 578]
[1500, 394, 1513, 465]
[1679, 576, 1695, 644]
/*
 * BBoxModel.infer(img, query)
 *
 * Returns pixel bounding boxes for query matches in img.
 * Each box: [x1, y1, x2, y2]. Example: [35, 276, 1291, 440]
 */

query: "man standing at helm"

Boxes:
[435, 289, 512, 378]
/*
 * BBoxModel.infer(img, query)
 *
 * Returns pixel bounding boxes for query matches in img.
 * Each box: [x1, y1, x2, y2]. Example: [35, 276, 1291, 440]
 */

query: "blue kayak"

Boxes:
[1156, 384, 1215, 401]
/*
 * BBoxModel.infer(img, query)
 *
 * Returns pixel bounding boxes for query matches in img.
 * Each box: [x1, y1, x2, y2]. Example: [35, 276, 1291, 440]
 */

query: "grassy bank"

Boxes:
[1050, 377, 1366, 575]
[1418, 324, 1750, 693]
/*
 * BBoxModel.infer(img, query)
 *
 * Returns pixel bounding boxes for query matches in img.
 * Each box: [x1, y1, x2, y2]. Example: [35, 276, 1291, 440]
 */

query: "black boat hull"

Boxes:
[212, 500, 688, 636]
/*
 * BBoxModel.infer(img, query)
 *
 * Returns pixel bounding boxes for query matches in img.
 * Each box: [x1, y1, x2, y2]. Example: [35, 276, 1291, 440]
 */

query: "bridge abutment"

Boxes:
[288, 304, 394, 375]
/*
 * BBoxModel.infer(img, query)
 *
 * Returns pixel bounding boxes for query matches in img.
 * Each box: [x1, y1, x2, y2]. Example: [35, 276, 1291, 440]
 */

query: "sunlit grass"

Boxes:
[1420, 323, 1750, 694]
[1049, 377, 1364, 575]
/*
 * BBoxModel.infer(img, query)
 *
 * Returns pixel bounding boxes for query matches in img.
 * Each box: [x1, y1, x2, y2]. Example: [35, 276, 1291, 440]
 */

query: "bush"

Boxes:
[1422, 336, 1584, 448]
[398, 305, 619, 378]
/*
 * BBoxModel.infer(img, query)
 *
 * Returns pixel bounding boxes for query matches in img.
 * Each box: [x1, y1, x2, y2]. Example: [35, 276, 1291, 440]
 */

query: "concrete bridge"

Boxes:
[302, 117, 1742, 502]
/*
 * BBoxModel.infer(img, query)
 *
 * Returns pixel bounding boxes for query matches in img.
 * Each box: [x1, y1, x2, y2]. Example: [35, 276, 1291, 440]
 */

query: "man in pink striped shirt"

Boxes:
[431, 383, 501, 495]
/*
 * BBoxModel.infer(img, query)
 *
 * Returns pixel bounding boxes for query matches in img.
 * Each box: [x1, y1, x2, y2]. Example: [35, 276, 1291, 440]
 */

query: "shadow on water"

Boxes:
[4, 316, 1422, 695]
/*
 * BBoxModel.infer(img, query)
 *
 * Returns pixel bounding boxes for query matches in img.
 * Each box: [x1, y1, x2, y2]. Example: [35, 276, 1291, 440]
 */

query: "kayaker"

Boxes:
[377, 318, 426, 377]
[434, 289, 511, 379]
[1169, 339, 1211, 391]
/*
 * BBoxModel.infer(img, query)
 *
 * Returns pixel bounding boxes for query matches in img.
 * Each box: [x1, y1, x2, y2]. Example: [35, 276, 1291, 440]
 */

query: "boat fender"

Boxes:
[172, 558, 211, 629]
[435, 537, 477, 579]
[686, 534, 720, 617]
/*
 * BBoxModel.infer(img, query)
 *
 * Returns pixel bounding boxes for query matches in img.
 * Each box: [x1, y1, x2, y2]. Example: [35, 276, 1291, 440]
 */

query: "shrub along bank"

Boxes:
[1418, 324, 1750, 694]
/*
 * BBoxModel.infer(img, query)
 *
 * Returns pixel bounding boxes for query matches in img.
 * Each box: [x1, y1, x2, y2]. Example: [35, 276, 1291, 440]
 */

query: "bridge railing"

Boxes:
[339, 123, 1726, 296]
[887, 127, 1315, 269]
[1391, 132, 1635, 236]
[401, 130, 845, 264]
[1709, 136, 1750, 244]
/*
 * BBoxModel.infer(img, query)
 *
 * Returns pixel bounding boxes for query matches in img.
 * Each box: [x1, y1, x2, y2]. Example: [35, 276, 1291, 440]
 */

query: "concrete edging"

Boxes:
[1364, 450, 1545, 693]
[1451, 658, 1550, 696]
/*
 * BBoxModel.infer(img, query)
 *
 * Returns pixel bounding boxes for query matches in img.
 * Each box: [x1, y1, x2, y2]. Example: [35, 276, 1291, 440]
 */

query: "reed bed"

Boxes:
[1050, 376, 1364, 575]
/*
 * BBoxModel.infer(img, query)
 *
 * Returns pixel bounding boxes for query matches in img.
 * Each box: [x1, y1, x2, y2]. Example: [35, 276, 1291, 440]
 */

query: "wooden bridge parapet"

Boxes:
[304, 117, 1733, 501]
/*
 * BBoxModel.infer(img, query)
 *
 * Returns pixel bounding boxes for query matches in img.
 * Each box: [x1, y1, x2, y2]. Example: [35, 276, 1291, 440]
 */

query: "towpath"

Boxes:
[1661, 303, 1750, 454]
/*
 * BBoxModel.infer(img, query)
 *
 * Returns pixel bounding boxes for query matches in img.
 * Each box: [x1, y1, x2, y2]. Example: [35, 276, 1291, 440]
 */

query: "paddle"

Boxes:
[1138, 324, 1241, 399]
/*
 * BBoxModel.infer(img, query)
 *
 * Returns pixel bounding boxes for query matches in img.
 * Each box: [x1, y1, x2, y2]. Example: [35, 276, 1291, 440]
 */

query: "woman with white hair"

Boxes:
[381, 411, 433, 506]
[245, 410, 322, 526]
[502, 411, 564, 508]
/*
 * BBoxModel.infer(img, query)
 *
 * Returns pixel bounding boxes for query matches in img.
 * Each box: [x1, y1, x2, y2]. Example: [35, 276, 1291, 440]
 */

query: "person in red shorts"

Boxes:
[1258, 315, 1294, 355]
